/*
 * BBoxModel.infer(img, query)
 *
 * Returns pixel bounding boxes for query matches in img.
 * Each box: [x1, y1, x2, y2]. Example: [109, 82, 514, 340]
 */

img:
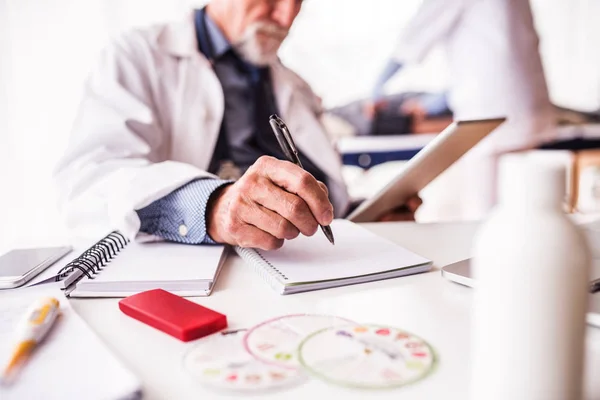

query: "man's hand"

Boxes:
[378, 195, 422, 222]
[400, 99, 427, 120]
[206, 156, 334, 251]
[363, 99, 388, 119]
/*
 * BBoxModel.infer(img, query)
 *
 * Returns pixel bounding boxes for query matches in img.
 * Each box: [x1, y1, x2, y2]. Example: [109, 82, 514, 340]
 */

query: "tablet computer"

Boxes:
[347, 117, 506, 223]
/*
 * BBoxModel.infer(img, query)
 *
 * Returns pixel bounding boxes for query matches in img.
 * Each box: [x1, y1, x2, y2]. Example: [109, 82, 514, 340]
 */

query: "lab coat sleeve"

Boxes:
[54, 33, 214, 241]
[371, 60, 403, 100]
[391, 0, 471, 64]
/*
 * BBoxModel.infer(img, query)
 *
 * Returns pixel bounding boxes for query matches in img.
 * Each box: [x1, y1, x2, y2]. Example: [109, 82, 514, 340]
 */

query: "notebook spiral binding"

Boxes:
[56, 231, 129, 282]
[234, 246, 288, 281]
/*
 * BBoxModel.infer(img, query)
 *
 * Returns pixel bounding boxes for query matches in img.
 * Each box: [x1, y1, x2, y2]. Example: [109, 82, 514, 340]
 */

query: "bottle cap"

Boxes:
[498, 151, 566, 208]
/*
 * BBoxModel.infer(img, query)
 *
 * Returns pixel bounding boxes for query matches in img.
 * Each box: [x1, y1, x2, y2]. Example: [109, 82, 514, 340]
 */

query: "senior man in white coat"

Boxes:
[55, 0, 420, 250]
[367, 0, 556, 221]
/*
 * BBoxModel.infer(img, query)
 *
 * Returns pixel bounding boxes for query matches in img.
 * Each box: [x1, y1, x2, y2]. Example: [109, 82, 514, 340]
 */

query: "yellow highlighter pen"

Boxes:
[1, 297, 60, 384]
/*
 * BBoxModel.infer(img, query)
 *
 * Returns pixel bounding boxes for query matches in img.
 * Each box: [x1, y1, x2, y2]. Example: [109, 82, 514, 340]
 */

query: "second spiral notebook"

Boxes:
[47, 233, 228, 298]
[234, 220, 432, 295]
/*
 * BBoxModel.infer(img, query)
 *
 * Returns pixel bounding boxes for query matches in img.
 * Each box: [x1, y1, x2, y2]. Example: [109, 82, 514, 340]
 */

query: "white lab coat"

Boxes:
[392, 0, 556, 220]
[55, 13, 349, 241]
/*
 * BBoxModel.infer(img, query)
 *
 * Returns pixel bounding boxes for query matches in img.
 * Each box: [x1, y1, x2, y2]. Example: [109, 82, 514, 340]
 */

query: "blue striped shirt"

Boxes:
[137, 179, 232, 244]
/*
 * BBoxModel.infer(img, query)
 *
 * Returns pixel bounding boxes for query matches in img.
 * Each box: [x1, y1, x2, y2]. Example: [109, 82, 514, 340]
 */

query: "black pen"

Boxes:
[268, 114, 335, 245]
[590, 278, 600, 294]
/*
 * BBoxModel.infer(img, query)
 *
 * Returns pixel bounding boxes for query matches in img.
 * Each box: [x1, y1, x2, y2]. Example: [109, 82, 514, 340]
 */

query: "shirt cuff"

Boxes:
[136, 178, 233, 244]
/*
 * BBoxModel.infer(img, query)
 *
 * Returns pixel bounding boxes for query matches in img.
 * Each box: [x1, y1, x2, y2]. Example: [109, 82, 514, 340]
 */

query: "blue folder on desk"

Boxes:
[337, 134, 436, 168]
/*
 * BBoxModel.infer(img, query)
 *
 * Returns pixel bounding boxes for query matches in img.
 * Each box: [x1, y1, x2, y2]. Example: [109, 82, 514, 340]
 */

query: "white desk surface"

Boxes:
[70, 221, 600, 400]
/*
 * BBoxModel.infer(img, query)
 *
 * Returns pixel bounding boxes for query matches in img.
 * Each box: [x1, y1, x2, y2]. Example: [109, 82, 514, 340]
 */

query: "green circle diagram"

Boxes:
[297, 324, 438, 390]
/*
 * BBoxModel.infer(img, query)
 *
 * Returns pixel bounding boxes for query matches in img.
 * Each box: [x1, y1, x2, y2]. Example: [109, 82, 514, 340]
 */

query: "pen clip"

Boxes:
[279, 121, 298, 154]
[269, 115, 301, 166]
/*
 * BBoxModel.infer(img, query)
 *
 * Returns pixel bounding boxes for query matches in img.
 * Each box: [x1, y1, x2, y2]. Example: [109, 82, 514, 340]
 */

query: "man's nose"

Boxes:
[272, 0, 299, 29]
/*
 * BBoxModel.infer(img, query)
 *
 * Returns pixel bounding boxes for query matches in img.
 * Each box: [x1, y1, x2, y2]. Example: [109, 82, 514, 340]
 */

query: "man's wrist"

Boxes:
[136, 178, 234, 244]
[206, 183, 232, 243]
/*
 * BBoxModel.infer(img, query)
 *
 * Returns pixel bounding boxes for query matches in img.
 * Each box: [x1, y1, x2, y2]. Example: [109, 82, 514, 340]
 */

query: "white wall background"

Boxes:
[0, 0, 599, 253]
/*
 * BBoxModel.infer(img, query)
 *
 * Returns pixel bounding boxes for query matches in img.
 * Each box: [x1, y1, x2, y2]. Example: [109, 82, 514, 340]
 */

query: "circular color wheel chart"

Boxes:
[298, 324, 437, 389]
[244, 314, 355, 370]
[183, 330, 304, 393]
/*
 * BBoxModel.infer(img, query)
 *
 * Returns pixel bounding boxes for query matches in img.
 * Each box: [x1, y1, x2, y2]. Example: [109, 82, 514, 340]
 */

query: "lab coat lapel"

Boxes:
[157, 12, 223, 171]
[270, 64, 345, 186]
[178, 56, 224, 171]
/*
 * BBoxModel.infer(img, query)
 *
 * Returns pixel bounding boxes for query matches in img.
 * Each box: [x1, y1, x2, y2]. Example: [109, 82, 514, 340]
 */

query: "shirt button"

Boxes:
[178, 224, 188, 237]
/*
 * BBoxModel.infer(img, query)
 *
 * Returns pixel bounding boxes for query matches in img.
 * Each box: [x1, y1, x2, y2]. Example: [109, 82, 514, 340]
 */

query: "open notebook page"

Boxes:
[0, 285, 140, 400]
[257, 219, 430, 284]
[77, 241, 225, 287]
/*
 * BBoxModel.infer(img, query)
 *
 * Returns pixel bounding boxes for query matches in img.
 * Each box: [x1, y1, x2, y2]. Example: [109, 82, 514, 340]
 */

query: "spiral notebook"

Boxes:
[234, 220, 431, 295]
[47, 232, 227, 298]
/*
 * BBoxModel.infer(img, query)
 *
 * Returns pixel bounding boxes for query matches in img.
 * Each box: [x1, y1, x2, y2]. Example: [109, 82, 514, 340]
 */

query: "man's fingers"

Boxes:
[363, 102, 376, 119]
[257, 157, 333, 226]
[249, 179, 319, 237]
[406, 195, 423, 213]
[317, 181, 329, 196]
[374, 100, 388, 111]
[234, 224, 284, 251]
[241, 202, 300, 240]
[213, 156, 333, 250]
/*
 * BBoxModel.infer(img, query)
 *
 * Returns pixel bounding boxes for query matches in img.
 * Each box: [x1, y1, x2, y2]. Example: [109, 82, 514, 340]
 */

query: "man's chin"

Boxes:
[237, 50, 279, 67]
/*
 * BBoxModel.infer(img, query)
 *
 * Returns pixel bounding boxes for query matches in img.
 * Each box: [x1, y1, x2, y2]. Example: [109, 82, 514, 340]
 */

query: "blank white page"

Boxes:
[0, 286, 140, 399]
[257, 220, 430, 284]
[82, 242, 225, 284]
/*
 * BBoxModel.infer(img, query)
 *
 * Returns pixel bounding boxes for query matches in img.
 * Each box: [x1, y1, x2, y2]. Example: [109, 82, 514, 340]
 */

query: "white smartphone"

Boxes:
[0, 246, 73, 289]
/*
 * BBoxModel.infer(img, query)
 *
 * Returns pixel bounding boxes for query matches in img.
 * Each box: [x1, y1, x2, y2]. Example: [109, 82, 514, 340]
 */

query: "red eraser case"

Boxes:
[118, 289, 227, 341]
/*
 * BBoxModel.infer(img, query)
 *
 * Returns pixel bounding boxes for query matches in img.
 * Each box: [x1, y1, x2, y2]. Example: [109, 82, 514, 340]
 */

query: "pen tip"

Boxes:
[322, 226, 335, 245]
[269, 114, 277, 120]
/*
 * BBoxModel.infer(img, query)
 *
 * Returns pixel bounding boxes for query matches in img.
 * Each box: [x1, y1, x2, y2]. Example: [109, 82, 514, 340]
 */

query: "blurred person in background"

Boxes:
[55, 0, 421, 251]
[365, 0, 556, 221]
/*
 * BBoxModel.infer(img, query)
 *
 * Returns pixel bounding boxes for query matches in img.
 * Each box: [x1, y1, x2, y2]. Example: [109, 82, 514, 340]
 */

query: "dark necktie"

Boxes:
[253, 68, 328, 184]
[207, 49, 327, 184]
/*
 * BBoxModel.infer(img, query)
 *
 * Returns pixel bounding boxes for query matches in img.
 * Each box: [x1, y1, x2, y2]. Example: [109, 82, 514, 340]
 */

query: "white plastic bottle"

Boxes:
[470, 152, 591, 400]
